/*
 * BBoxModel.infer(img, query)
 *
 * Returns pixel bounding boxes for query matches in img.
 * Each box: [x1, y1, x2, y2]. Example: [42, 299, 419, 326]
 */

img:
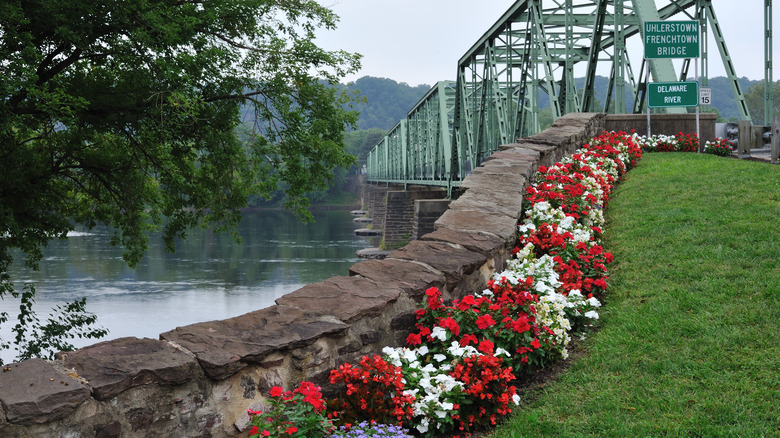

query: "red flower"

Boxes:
[456, 295, 476, 311]
[460, 333, 478, 346]
[269, 386, 284, 398]
[285, 426, 298, 435]
[478, 339, 495, 354]
[531, 338, 541, 349]
[512, 316, 531, 333]
[439, 316, 461, 336]
[475, 314, 496, 329]
[426, 287, 443, 310]
[406, 332, 422, 346]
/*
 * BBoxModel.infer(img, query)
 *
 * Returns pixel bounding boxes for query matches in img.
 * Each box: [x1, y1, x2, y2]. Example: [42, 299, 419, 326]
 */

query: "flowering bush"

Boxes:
[383, 340, 519, 436]
[247, 382, 333, 437]
[634, 132, 699, 153]
[703, 137, 734, 156]
[382, 344, 466, 435]
[331, 421, 413, 437]
[327, 355, 415, 427]
[447, 349, 518, 432]
[409, 285, 541, 370]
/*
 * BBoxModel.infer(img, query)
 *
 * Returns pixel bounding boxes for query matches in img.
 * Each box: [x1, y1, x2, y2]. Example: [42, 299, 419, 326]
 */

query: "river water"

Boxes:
[0, 209, 375, 364]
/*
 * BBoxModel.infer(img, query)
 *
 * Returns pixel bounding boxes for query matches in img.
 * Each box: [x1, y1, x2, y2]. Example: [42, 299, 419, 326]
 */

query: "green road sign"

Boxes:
[648, 81, 699, 108]
[644, 20, 699, 59]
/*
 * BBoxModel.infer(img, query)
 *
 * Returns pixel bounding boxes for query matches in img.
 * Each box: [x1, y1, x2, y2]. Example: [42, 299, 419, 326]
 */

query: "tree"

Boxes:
[344, 128, 387, 166]
[0, 0, 361, 362]
[744, 80, 780, 126]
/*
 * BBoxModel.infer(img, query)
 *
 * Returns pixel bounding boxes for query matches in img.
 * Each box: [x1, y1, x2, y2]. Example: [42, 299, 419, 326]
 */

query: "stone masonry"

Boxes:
[0, 113, 606, 438]
[383, 188, 447, 248]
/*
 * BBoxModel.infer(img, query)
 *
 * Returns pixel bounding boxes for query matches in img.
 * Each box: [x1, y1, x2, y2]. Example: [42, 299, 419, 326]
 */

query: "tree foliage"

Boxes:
[0, 0, 361, 362]
[343, 77, 430, 130]
[744, 80, 780, 125]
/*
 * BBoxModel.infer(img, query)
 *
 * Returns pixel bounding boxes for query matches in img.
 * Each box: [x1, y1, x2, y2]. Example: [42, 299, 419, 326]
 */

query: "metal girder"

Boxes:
[366, 83, 456, 191]
[583, 0, 609, 112]
[366, 0, 753, 189]
[700, 0, 750, 120]
[765, 0, 773, 125]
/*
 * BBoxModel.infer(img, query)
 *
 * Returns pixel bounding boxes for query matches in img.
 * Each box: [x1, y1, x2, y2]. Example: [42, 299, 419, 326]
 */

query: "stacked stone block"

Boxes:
[412, 199, 451, 240]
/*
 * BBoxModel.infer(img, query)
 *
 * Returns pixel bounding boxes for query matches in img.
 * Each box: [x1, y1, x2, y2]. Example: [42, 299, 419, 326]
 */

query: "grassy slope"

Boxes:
[489, 153, 780, 437]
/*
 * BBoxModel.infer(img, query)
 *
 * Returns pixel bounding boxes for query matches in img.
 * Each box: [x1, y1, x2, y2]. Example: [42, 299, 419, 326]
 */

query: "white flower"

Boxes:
[584, 310, 600, 319]
[383, 346, 401, 366]
[430, 326, 447, 341]
[433, 353, 447, 362]
[587, 297, 602, 307]
[480, 288, 494, 297]
[447, 341, 464, 357]
[421, 363, 437, 373]
[512, 394, 521, 405]
[495, 347, 510, 357]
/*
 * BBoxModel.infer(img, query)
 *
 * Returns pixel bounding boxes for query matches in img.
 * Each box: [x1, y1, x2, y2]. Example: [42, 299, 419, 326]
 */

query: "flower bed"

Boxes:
[247, 130, 645, 437]
[632, 131, 734, 157]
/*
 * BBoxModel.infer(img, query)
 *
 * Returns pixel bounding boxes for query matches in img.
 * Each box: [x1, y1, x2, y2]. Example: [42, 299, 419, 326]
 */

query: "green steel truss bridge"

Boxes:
[366, 0, 770, 193]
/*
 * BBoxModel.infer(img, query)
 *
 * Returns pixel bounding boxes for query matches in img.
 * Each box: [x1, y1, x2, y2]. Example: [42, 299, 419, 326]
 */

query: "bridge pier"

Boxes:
[414, 199, 452, 240]
[361, 185, 450, 249]
[364, 185, 389, 231]
[383, 188, 448, 248]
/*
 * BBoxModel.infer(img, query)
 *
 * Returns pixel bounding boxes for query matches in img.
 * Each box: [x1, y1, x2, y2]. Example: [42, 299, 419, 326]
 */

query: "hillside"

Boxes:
[342, 77, 431, 131]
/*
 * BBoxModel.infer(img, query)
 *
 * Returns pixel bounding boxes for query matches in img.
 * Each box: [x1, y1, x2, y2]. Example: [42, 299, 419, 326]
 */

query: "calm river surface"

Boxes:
[1, 209, 375, 364]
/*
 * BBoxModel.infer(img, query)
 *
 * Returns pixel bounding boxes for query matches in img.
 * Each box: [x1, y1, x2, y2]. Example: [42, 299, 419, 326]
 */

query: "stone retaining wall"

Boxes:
[0, 113, 605, 438]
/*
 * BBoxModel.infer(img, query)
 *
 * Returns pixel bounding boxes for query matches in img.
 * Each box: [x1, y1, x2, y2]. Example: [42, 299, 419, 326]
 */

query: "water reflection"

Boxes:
[1, 209, 375, 363]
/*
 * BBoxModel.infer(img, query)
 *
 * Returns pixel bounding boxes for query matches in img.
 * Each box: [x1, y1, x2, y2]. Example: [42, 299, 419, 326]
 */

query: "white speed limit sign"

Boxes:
[699, 87, 712, 106]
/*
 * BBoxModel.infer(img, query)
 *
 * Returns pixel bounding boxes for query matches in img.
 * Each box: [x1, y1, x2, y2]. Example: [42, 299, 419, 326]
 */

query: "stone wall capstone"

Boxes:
[0, 113, 605, 438]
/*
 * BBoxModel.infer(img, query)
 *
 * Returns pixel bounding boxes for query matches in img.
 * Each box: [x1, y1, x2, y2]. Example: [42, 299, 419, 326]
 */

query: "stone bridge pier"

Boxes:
[361, 185, 451, 249]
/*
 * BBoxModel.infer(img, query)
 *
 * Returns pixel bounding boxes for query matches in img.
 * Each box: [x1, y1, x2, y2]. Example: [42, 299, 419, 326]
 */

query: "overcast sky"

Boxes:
[315, 1, 777, 87]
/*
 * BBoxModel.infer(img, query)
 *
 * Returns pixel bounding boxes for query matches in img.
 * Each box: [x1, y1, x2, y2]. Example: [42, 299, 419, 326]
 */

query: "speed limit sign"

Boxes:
[699, 87, 712, 106]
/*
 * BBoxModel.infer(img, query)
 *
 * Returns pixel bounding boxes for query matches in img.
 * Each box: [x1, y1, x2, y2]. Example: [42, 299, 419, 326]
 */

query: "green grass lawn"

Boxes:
[489, 153, 780, 437]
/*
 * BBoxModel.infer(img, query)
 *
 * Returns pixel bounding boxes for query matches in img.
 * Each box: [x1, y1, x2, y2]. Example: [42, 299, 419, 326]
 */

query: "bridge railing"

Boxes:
[367, 81, 456, 190]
